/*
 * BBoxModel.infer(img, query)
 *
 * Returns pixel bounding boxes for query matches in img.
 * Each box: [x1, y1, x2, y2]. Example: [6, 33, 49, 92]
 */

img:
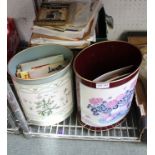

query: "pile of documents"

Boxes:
[93, 65, 134, 83]
[30, 0, 102, 49]
[16, 54, 67, 79]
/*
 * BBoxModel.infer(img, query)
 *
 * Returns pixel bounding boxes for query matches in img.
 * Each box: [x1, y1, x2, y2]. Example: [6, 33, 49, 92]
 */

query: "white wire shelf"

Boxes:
[7, 119, 20, 134]
[7, 106, 20, 134]
[24, 107, 141, 142]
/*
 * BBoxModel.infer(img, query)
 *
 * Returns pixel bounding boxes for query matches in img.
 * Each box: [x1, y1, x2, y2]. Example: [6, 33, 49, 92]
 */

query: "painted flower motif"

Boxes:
[89, 98, 103, 105]
[105, 115, 115, 121]
[99, 114, 114, 123]
[106, 99, 118, 108]
[116, 94, 125, 101]
[102, 113, 110, 120]
[35, 98, 60, 117]
[111, 105, 128, 115]
[87, 88, 134, 117]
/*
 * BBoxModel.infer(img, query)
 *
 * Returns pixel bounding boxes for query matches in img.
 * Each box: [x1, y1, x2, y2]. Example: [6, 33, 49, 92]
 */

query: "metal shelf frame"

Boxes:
[24, 108, 141, 142]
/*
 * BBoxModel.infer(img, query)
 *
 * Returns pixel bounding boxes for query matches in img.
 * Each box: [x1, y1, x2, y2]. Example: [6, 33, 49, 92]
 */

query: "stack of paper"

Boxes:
[30, 0, 102, 49]
[16, 54, 67, 79]
[93, 65, 134, 83]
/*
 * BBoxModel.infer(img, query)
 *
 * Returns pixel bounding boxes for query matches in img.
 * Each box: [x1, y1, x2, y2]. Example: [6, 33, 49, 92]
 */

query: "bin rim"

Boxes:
[8, 44, 73, 81]
[73, 40, 142, 86]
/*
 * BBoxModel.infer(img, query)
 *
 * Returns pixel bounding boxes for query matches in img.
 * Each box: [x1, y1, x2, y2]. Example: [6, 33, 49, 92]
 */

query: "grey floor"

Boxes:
[8, 134, 147, 155]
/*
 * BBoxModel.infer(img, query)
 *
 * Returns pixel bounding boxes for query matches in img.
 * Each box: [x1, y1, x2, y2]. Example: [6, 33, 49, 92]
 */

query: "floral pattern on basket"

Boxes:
[35, 98, 60, 117]
[80, 74, 138, 126]
[87, 88, 134, 120]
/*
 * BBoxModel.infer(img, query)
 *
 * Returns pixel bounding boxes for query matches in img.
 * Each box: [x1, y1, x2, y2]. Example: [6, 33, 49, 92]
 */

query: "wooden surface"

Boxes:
[128, 36, 147, 55]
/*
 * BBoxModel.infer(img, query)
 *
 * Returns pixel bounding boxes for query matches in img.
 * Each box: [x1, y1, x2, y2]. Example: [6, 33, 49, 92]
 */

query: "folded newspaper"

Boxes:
[32, 0, 102, 39]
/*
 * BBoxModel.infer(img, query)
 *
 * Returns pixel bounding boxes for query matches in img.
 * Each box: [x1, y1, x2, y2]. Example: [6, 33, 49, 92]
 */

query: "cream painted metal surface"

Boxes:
[13, 71, 73, 126]
[8, 45, 74, 126]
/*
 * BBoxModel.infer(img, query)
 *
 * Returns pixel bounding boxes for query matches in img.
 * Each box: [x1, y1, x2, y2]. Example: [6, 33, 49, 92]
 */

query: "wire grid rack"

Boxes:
[7, 107, 20, 134]
[25, 106, 141, 142]
[7, 120, 19, 134]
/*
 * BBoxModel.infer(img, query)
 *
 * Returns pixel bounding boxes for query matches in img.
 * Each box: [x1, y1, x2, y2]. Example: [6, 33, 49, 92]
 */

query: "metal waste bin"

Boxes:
[73, 41, 142, 131]
[8, 45, 74, 126]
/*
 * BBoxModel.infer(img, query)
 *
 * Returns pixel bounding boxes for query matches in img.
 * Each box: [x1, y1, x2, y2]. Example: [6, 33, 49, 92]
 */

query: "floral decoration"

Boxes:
[35, 98, 60, 117]
[87, 88, 134, 117]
